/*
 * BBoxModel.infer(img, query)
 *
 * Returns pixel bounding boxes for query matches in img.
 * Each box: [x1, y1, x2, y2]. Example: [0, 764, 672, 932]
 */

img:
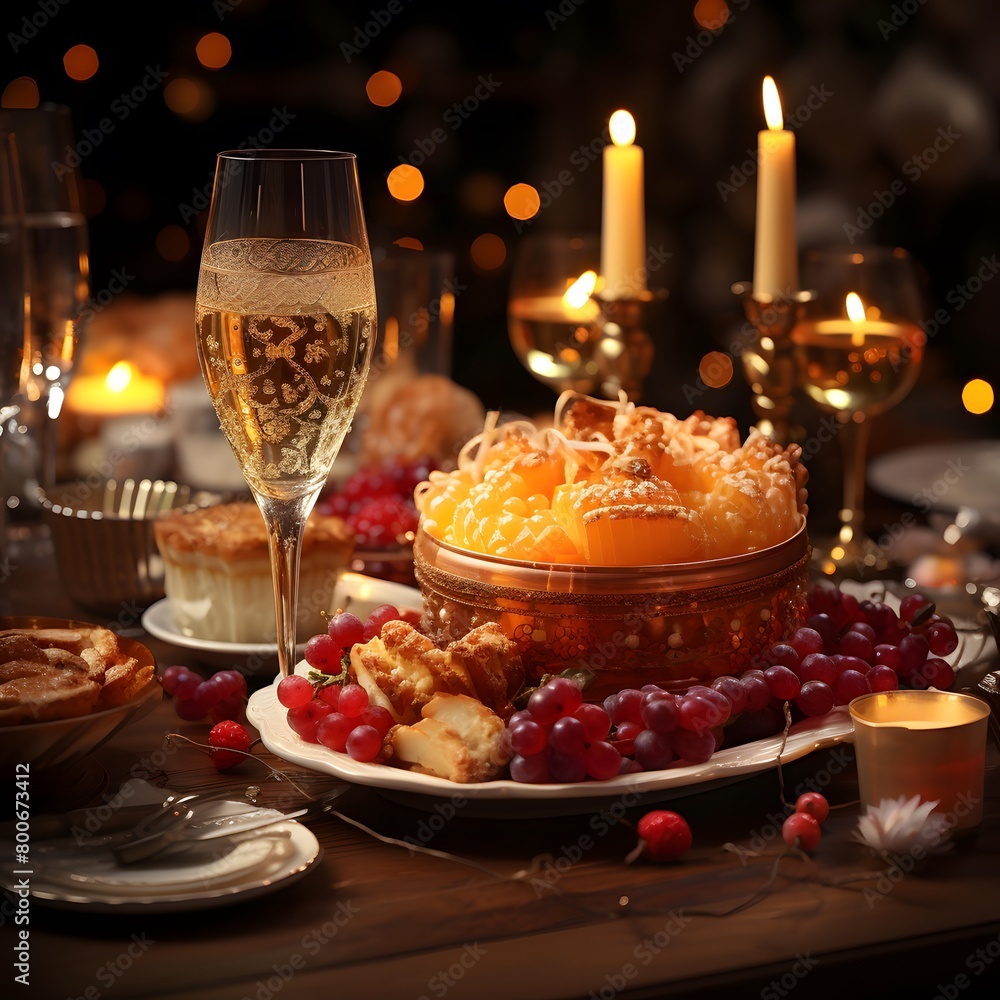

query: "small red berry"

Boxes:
[635, 810, 692, 862]
[782, 811, 821, 851]
[207, 720, 253, 771]
[794, 792, 830, 824]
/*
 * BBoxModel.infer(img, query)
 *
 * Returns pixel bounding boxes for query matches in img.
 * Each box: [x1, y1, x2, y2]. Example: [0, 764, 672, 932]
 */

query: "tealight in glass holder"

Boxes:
[849, 689, 990, 833]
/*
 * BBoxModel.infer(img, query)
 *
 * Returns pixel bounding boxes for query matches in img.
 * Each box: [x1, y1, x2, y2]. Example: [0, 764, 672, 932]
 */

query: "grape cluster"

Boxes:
[316, 457, 436, 550]
[760, 581, 960, 717]
[160, 666, 247, 724]
[303, 604, 421, 675]
[507, 676, 744, 783]
[278, 603, 409, 762]
[507, 582, 962, 784]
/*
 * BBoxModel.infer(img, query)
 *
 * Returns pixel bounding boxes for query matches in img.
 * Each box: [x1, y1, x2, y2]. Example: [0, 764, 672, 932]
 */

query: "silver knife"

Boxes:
[112, 807, 309, 865]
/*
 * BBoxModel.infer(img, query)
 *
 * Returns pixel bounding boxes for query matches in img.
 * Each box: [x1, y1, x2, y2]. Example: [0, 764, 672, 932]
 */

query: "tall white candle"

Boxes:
[601, 110, 646, 301]
[753, 77, 798, 299]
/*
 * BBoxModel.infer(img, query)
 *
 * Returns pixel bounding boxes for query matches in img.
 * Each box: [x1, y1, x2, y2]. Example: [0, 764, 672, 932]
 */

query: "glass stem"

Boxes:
[837, 413, 871, 551]
[254, 492, 316, 678]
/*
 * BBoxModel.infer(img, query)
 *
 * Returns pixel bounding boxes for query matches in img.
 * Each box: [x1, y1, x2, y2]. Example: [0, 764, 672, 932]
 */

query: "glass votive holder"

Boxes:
[849, 689, 991, 833]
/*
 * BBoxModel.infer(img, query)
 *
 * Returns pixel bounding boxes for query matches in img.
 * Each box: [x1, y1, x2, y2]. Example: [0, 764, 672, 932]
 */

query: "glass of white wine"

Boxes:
[507, 233, 605, 396]
[793, 245, 927, 578]
[196, 149, 377, 677]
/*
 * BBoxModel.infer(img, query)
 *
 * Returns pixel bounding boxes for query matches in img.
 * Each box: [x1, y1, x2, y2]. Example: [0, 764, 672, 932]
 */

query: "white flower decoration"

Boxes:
[853, 795, 953, 856]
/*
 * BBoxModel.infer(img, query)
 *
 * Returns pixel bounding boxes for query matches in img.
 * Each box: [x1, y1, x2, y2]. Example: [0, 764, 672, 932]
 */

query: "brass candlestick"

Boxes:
[731, 281, 814, 446]
[593, 289, 666, 403]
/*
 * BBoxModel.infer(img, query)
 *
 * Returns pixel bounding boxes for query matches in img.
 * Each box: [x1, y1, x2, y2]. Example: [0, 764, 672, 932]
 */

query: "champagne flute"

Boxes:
[3, 104, 90, 491]
[196, 149, 377, 678]
[793, 245, 927, 578]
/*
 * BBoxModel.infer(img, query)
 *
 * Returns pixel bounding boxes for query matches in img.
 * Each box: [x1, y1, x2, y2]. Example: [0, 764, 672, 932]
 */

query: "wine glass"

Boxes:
[0, 127, 27, 586]
[195, 149, 377, 678]
[2, 104, 90, 491]
[506, 233, 605, 397]
[793, 245, 927, 578]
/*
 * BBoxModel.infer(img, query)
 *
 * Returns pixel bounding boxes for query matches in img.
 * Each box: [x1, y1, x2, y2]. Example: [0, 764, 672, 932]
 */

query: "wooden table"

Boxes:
[4, 526, 1000, 1000]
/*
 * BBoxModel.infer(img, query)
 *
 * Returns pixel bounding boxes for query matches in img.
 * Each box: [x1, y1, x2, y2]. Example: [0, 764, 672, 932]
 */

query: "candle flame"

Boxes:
[105, 361, 134, 393]
[564, 270, 597, 309]
[762, 76, 784, 131]
[846, 292, 867, 323]
[609, 110, 636, 147]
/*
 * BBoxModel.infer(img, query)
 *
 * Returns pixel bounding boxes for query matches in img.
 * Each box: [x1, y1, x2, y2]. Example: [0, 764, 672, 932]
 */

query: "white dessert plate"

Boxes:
[247, 577, 989, 818]
[868, 440, 1000, 526]
[0, 798, 321, 913]
[142, 572, 423, 674]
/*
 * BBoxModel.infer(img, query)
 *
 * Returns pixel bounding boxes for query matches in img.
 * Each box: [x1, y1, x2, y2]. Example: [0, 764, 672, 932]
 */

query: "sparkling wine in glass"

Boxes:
[507, 233, 605, 395]
[793, 245, 927, 578]
[196, 149, 377, 677]
[3, 104, 90, 490]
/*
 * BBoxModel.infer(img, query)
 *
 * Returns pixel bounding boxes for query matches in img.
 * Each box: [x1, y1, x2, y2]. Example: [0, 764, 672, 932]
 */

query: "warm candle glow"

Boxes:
[609, 109, 636, 147]
[67, 361, 166, 417]
[601, 111, 645, 298]
[846, 292, 867, 323]
[762, 75, 783, 131]
[106, 361, 134, 393]
[753, 76, 797, 298]
[563, 270, 597, 310]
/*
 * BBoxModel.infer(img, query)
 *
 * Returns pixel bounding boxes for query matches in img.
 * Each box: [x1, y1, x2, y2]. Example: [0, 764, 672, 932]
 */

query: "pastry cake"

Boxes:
[349, 619, 524, 724]
[415, 392, 808, 565]
[153, 501, 355, 643]
[0, 626, 155, 725]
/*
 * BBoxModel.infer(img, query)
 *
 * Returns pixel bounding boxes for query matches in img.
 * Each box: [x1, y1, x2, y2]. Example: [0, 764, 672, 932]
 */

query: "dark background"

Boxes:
[7, 0, 1000, 531]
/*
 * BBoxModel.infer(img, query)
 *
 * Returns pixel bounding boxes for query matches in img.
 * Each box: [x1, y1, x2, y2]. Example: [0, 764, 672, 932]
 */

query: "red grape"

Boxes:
[584, 741, 622, 780]
[549, 716, 587, 754]
[575, 703, 612, 742]
[867, 665, 898, 692]
[789, 627, 824, 657]
[277, 674, 314, 710]
[346, 724, 382, 762]
[304, 633, 342, 673]
[511, 720, 548, 756]
[798, 653, 837, 687]
[833, 669, 870, 705]
[764, 665, 800, 701]
[338, 684, 370, 719]
[633, 730, 675, 770]
[316, 712, 354, 752]
[796, 680, 834, 717]
[327, 611, 365, 648]
[926, 622, 958, 656]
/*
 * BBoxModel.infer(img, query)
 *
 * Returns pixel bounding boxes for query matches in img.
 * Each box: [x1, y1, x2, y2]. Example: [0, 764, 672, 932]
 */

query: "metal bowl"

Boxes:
[37, 479, 223, 616]
[414, 518, 811, 698]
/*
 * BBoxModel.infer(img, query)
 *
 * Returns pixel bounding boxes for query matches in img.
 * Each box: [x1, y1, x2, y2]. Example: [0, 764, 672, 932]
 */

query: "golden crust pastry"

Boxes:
[349, 620, 524, 725]
[153, 501, 354, 561]
[0, 626, 155, 724]
[390, 693, 511, 783]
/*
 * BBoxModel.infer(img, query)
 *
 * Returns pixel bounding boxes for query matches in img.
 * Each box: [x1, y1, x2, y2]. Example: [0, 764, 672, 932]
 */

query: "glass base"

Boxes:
[809, 531, 898, 582]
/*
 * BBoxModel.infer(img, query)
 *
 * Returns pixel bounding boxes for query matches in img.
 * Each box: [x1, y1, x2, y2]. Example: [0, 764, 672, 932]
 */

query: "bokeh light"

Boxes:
[366, 70, 402, 107]
[1, 78, 39, 108]
[698, 351, 734, 389]
[387, 164, 424, 201]
[503, 183, 540, 221]
[80, 178, 106, 218]
[962, 378, 994, 414]
[164, 77, 215, 121]
[156, 225, 191, 262]
[470, 233, 506, 270]
[196, 32, 232, 70]
[394, 237, 424, 250]
[63, 45, 99, 82]
[693, 0, 729, 30]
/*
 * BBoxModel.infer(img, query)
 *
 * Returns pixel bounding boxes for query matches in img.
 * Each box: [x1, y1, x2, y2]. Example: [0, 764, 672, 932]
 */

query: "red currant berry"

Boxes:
[782, 811, 821, 851]
[636, 810, 692, 862]
[794, 792, 830, 824]
[207, 720, 253, 771]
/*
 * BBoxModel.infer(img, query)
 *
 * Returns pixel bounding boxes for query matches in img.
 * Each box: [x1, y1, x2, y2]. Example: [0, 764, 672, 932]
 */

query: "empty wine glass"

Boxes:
[0, 127, 27, 582]
[195, 149, 377, 678]
[793, 245, 928, 578]
[2, 104, 90, 491]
